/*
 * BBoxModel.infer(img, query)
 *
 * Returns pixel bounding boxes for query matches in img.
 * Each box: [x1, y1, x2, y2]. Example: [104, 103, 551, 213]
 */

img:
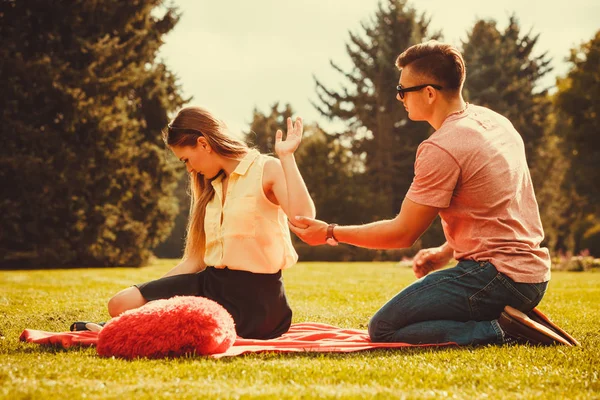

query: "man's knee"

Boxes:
[368, 315, 394, 343]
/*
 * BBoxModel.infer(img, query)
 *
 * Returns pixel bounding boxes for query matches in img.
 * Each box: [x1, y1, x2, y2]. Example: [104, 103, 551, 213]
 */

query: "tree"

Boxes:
[530, 112, 578, 254]
[554, 30, 600, 255]
[246, 103, 294, 155]
[243, 101, 375, 225]
[555, 30, 600, 209]
[0, 1, 187, 267]
[245, 103, 379, 226]
[152, 174, 189, 259]
[296, 126, 386, 227]
[313, 0, 439, 221]
[245, 103, 411, 260]
[461, 16, 553, 165]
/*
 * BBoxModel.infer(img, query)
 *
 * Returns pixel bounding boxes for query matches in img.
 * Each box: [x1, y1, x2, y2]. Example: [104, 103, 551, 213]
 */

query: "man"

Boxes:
[289, 40, 553, 346]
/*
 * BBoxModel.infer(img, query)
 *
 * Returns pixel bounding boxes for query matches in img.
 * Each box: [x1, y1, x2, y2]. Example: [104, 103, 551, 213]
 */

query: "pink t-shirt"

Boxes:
[406, 104, 551, 283]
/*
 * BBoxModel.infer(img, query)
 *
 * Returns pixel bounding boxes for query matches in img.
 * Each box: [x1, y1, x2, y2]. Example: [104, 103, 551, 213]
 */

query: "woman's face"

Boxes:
[171, 138, 220, 179]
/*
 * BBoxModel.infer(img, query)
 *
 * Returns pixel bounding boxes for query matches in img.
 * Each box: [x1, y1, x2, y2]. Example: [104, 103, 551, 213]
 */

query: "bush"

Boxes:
[552, 255, 597, 272]
[295, 242, 416, 262]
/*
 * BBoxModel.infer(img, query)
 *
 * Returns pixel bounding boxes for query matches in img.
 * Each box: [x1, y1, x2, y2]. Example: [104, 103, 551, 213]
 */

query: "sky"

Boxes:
[158, 0, 599, 137]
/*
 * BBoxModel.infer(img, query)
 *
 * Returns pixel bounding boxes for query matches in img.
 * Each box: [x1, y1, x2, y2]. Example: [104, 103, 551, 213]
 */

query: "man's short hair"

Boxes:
[396, 40, 466, 92]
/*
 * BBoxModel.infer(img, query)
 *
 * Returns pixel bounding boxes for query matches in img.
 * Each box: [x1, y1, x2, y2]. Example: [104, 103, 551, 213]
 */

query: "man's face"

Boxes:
[397, 66, 433, 122]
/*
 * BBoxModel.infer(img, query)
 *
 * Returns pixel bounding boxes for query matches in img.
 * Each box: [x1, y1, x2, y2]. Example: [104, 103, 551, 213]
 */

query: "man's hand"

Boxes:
[288, 216, 328, 246]
[412, 245, 453, 278]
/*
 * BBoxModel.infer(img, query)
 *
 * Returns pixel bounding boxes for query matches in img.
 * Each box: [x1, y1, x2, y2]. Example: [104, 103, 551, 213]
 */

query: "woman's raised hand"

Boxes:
[275, 117, 303, 157]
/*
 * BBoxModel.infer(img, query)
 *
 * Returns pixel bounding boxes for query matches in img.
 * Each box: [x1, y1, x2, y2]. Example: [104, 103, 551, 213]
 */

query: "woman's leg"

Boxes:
[107, 272, 206, 317]
[368, 260, 547, 345]
[107, 287, 147, 317]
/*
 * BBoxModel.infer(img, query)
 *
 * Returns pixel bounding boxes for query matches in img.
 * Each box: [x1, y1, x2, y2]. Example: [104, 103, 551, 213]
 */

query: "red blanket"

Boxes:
[20, 322, 453, 358]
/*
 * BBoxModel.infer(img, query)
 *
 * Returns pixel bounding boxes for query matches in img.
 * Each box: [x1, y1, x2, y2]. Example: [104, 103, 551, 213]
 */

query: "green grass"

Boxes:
[1, 261, 599, 399]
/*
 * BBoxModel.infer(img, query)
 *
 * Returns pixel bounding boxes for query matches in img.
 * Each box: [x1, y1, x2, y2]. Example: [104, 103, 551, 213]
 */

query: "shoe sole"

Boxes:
[504, 306, 573, 347]
[527, 308, 581, 347]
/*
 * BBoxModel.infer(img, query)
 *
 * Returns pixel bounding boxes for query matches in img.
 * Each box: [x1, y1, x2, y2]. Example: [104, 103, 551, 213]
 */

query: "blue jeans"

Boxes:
[368, 260, 548, 345]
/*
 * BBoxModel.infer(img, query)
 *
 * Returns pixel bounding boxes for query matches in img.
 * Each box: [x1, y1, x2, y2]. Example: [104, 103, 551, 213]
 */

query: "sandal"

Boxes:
[70, 321, 106, 332]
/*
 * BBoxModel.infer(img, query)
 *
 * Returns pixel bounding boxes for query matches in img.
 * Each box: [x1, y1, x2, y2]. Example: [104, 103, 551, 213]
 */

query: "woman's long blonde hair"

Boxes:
[163, 106, 249, 261]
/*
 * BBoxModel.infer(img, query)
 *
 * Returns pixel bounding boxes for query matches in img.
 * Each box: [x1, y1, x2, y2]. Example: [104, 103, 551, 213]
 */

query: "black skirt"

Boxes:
[134, 266, 292, 340]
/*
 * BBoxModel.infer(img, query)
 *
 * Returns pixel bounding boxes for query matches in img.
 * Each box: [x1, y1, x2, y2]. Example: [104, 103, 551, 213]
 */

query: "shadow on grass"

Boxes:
[215, 345, 463, 362]
[12, 342, 465, 362]
[0, 264, 143, 271]
[12, 343, 97, 355]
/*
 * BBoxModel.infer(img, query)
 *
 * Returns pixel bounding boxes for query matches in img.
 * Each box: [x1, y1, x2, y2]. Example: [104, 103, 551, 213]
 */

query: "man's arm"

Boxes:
[290, 197, 440, 249]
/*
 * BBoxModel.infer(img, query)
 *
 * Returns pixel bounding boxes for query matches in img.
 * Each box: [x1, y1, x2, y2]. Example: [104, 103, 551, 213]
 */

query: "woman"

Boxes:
[88, 106, 314, 339]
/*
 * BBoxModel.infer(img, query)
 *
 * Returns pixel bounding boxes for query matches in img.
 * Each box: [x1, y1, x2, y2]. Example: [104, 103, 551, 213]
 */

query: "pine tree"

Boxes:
[461, 16, 552, 165]
[0, 1, 186, 267]
[313, 0, 438, 220]
[152, 174, 189, 259]
[531, 112, 577, 253]
[244, 104, 393, 260]
[555, 30, 600, 208]
[554, 30, 600, 254]
[244, 103, 383, 226]
[245, 103, 294, 155]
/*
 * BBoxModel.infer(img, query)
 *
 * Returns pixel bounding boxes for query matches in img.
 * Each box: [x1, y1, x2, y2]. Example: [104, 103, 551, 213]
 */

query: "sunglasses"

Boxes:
[396, 84, 443, 99]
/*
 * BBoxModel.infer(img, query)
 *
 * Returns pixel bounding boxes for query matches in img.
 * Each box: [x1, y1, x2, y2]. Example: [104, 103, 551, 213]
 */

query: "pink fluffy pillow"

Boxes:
[97, 296, 236, 359]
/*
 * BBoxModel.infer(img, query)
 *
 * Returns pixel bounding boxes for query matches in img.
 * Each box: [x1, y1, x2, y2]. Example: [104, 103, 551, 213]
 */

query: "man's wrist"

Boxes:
[440, 242, 453, 257]
[326, 223, 338, 246]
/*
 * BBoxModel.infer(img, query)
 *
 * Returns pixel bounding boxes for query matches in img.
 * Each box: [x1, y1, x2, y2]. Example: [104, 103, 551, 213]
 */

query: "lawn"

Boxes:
[1, 261, 598, 399]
